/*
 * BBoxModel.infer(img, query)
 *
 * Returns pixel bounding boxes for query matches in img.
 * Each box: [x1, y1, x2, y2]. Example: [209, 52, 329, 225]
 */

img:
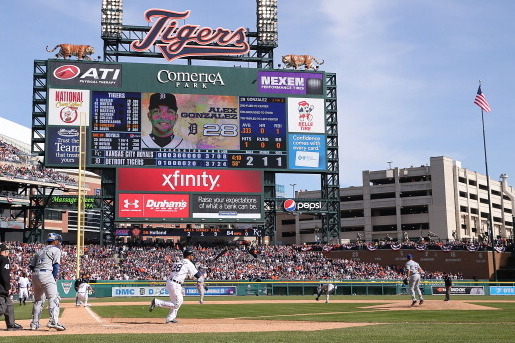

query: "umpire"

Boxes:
[0, 243, 23, 331]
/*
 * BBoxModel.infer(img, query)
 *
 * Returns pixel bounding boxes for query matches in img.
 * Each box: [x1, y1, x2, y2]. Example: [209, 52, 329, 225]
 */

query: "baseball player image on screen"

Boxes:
[28, 233, 66, 331]
[405, 254, 424, 307]
[148, 248, 203, 323]
[141, 93, 196, 149]
[315, 283, 336, 303]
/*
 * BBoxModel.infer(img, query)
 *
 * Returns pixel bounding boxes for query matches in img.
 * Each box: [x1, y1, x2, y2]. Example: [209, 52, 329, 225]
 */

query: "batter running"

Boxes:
[149, 249, 203, 323]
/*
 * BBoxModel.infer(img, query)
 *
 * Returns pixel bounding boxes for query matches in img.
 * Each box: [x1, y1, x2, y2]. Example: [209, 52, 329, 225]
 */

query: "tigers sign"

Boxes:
[131, 9, 250, 62]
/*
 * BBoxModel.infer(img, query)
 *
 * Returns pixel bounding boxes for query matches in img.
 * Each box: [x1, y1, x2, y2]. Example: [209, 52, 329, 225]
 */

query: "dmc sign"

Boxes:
[283, 199, 322, 212]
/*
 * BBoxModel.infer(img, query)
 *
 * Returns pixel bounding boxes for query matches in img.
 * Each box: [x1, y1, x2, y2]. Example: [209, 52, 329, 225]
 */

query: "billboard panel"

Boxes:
[44, 61, 328, 173]
[116, 168, 263, 222]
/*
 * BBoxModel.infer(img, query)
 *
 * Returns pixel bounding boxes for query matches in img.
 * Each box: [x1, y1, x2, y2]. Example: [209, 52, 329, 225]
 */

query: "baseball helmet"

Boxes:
[183, 248, 194, 258]
[47, 233, 63, 242]
[149, 93, 178, 111]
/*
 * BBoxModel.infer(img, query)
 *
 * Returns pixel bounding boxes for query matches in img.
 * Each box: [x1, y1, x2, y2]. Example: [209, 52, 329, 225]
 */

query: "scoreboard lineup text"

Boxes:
[45, 60, 328, 173]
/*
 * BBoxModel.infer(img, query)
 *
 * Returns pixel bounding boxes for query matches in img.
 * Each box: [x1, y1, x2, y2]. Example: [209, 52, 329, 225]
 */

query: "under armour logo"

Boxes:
[123, 199, 140, 209]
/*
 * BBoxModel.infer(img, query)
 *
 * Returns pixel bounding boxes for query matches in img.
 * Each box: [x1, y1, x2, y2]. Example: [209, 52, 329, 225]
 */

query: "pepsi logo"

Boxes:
[283, 199, 296, 212]
[53, 65, 80, 80]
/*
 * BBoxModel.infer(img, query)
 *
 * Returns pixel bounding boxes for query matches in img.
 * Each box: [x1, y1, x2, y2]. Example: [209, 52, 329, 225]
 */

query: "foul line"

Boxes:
[86, 306, 103, 323]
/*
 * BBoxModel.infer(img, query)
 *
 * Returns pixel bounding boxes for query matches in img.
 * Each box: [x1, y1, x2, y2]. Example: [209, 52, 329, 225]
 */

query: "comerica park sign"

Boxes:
[130, 9, 250, 62]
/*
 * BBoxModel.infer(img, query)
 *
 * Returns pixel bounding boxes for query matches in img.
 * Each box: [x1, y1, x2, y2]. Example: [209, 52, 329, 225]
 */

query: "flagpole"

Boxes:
[478, 81, 498, 282]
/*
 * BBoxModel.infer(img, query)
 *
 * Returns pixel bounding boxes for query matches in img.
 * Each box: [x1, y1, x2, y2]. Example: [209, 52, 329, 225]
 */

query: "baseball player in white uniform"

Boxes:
[17, 272, 30, 305]
[149, 249, 202, 323]
[405, 254, 424, 306]
[76, 281, 94, 307]
[196, 270, 208, 304]
[28, 233, 66, 331]
[316, 283, 336, 303]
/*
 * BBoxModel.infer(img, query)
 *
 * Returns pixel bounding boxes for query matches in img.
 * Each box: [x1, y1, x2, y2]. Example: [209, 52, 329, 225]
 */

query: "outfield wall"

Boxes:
[53, 279, 515, 299]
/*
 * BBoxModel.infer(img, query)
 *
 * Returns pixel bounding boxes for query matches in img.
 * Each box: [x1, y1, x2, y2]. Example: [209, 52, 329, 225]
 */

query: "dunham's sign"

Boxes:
[130, 9, 250, 61]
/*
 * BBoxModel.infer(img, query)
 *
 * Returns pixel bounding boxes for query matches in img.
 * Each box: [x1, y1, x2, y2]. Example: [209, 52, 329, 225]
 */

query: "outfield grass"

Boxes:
[3, 296, 515, 342]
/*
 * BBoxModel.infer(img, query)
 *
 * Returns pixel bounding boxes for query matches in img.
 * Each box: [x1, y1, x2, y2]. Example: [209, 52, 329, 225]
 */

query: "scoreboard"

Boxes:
[44, 60, 328, 173]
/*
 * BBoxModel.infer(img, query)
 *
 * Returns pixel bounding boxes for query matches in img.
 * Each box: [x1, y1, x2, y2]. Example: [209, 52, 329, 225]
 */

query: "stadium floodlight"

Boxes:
[101, 0, 123, 38]
[257, 0, 278, 47]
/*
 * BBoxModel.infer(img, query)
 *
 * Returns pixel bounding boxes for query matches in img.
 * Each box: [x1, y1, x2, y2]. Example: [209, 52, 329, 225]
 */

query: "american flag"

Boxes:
[474, 85, 491, 112]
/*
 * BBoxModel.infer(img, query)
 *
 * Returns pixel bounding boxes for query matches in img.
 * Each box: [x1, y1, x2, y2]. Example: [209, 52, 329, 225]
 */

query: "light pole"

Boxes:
[290, 183, 296, 198]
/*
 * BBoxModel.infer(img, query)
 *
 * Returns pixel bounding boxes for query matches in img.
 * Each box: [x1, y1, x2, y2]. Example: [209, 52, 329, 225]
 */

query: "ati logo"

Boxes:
[162, 170, 220, 191]
[53, 65, 80, 80]
[124, 199, 140, 209]
[298, 101, 314, 122]
[52, 64, 121, 85]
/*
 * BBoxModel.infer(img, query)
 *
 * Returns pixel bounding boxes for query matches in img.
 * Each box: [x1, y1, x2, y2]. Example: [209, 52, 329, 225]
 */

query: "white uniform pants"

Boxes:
[19, 288, 29, 302]
[408, 273, 423, 301]
[77, 292, 89, 306]
[154, 280, 183, 322]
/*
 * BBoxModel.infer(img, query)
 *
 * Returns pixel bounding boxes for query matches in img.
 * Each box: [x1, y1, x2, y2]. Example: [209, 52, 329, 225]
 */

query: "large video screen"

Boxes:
[44, 60, 328, 172]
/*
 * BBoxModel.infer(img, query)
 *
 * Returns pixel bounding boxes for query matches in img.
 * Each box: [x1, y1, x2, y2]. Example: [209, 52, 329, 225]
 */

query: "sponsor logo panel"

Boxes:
[258, 71, 323, 95]
[118, 193, 190, 218]
[49, 61, 122, 87]
[117, 168, 262, 193]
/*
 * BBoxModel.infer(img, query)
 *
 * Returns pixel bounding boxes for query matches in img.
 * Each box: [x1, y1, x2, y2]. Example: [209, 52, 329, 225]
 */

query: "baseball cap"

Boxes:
[406, 254, 413, 259]
[149, 93, 178, 111]
[0, 243, 10, 252]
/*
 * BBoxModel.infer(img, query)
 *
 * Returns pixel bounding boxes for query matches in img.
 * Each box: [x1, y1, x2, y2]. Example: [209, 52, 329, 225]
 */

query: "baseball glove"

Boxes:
[403, 278, 408, 285]
[204, 286, 209, 291]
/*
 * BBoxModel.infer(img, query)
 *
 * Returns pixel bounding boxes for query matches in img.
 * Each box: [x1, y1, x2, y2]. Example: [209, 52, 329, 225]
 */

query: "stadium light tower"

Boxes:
[101, 0, 123, 38]
[257, 0, 278, 47]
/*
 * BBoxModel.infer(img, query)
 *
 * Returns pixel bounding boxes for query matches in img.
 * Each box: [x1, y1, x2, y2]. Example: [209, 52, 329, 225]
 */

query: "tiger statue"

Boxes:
[282, 55, 324, 70]
[46, 44, 95, 60]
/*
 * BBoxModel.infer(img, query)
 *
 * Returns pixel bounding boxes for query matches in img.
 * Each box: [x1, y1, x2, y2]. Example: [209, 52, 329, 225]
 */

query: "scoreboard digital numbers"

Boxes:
[45, 60, 328, 173]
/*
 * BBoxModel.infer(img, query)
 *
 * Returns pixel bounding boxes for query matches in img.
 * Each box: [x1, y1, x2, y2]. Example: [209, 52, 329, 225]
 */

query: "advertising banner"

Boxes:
[431, 286, 485, 295]
[112, 286, 236, 297]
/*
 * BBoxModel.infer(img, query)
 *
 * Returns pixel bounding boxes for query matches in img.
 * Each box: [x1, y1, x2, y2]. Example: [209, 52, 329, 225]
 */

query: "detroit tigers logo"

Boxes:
[123, 199, 140, 209]
[298, 101, 314, 122]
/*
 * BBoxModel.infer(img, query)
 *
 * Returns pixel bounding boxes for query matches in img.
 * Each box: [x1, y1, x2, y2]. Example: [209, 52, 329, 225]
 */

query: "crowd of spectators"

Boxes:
[3, 241, 460, 287]
[0, 137, 76, 185]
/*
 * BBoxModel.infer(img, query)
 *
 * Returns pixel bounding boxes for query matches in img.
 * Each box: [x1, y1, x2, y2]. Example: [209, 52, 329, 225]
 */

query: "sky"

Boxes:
[1, 0, 514, 198]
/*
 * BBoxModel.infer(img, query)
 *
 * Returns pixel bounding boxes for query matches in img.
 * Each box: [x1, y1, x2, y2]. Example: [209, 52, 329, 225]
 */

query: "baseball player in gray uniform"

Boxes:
[149, 248, 202, 323]
[315, 283, 336, 303]
[29, 233, 66, 331]
[196, 269, 208, 304]
[405, 254, 424, 306]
